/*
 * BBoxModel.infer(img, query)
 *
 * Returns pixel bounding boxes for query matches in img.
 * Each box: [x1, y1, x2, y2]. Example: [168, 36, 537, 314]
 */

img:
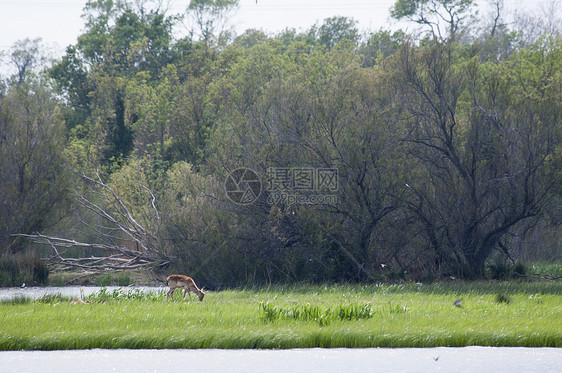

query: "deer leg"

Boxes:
[167, 288, 175, 301]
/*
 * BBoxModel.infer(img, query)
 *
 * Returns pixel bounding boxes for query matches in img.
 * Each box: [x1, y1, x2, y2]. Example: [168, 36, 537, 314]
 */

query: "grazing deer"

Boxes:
[71, 298, 90, 304]
[166, 275, 205, 302]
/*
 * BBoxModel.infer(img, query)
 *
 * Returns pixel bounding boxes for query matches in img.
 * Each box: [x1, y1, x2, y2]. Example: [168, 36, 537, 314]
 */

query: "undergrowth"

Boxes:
[258, 301, 407, 326]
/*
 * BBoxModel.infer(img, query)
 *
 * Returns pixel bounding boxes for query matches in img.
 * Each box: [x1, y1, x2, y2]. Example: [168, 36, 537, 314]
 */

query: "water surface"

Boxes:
[0, 286, 165, 300]
[0, 347, 560, 373]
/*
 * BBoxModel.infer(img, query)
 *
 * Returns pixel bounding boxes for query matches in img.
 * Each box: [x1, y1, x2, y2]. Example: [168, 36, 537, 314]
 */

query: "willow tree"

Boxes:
[394, 40, 560, 277]
[0, 75, 68, 255]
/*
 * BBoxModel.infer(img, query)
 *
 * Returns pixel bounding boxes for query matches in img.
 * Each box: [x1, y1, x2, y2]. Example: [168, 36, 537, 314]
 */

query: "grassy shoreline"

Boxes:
[1, 283, 560, 350]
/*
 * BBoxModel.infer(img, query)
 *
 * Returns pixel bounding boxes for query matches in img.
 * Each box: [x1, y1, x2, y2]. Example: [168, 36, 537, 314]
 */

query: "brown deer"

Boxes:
[166, 275, 205, 301]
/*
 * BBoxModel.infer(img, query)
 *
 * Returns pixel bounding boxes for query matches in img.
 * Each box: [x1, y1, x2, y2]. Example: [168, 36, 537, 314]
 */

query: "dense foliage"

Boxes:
[0, 0, 560, 285]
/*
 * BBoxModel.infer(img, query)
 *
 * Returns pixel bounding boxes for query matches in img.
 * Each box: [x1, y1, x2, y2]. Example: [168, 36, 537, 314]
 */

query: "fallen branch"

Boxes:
[13, 170, 170, 273]
[14, 233, 167, 272]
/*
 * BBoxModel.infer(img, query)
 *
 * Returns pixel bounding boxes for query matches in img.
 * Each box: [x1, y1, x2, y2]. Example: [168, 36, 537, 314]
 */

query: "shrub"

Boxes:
[487, 256, 511, 280]
[512, 262, 527, 278]
[0, 252, 49, 286]
[259, 301, 376, 326]
[495, 293, 511, 304]
[117, 273, 132, 286]
[96, 274, 113, 287]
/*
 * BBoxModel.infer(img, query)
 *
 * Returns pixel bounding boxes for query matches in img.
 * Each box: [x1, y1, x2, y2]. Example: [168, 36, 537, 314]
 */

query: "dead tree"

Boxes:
[15, 171, 169, 272]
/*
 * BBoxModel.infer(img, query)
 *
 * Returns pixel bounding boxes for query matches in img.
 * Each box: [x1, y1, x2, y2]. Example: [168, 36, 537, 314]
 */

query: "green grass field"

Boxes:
[1, 282, 560, 350]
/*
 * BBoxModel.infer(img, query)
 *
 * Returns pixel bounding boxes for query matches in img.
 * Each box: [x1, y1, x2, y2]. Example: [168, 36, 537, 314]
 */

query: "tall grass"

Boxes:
[529, 262, 562, 278]
[258, 301, 405, 326]
[0, 283, 560, 350]
[0, 252, 49, 286]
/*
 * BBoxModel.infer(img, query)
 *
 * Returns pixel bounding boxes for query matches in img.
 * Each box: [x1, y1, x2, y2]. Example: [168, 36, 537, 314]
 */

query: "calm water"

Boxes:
[0, 347, 561, 373]
[0, 285, 166, 300]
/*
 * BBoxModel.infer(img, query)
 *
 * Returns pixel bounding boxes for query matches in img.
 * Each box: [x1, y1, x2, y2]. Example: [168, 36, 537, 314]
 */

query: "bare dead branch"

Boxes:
[13, 169, 169, 273]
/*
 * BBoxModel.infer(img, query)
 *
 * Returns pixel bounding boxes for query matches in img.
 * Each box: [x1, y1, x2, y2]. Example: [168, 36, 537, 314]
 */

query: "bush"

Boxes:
[117, 273, 131, 286]
[512, 262, 527, 278]
[96, 274, 112, 287]
[495, 293, 511, 304]
[0, 252, 49, 286]
[487, 256, 511, 280]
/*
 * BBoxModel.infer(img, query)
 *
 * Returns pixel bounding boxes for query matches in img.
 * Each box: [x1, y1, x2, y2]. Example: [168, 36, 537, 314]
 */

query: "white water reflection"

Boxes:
[0, 286, 166, 300]
[1, 347, 561, 373]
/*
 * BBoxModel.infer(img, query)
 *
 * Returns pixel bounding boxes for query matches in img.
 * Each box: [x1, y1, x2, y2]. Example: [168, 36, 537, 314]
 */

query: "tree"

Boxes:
[18, 166, 168, 272]
[203, 45, 411, 282]
[50, 0, 179, 173]
[234, 29, 269, 48]
[289, 67, 404, 281]
[9, 38, 45, 86]
[394, 40, 560, 276]
[8, 0, 558, 284]
[390, 0, 476, 41]
[49, 45, 93, 130]
[510, 0, 562, 46]
[158, 161, 236, 284]
[77, 0, 176, 75]
[186, 0, 239, 45]
[85, 70, 134, 170]
[0, 73, 69, 255]
[360, 29, 406, 67]
[315, 16, 360, 50]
